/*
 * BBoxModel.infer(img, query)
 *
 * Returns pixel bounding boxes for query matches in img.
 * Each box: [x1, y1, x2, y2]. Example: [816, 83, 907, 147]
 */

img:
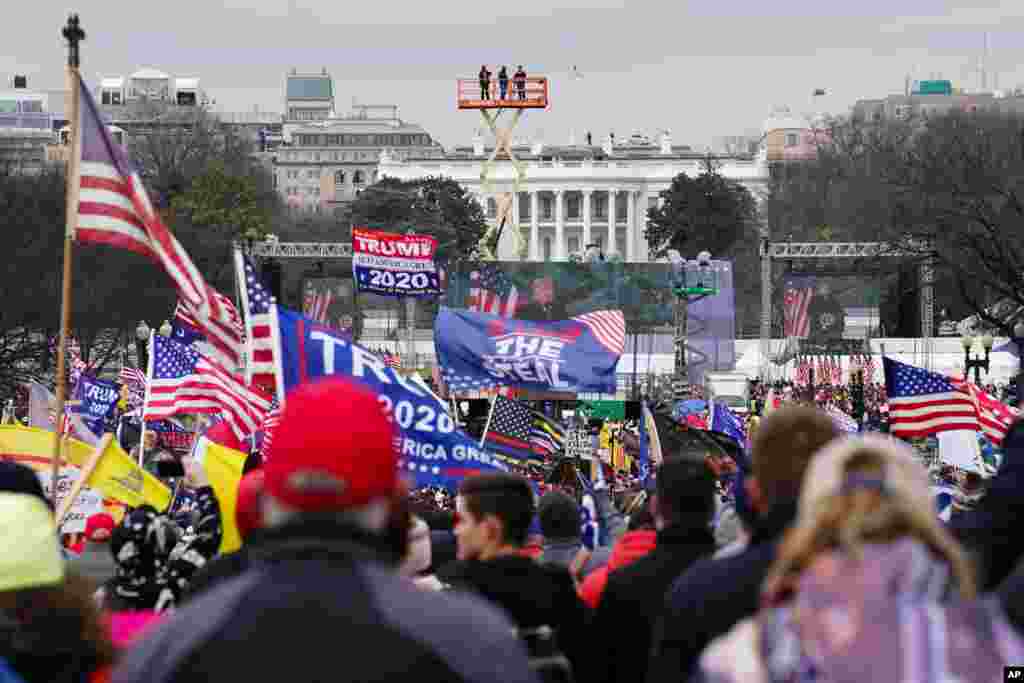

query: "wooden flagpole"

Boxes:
[51, 15, 86, 505]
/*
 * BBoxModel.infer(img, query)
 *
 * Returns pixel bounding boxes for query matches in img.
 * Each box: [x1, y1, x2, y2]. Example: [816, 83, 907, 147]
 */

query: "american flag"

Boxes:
[237, 253, 277, 391]
[572, 310, 626, 355]
[119, 365, 146, 411]
[258, 400, 283, 462]
[303, 288, 334, 324]
[71, 71, 244, 371]
[144, 334, 272, 442]
[482, 396, 536, 460]
[469, 265, 519, 317]
[530, 409, 565, 458]
[172, 295, 244, 370]
[960, 381, 1020, 446]
[783, 277, 814, 338]
[884, 357, 979, 439]
[384, 351, 402, 370]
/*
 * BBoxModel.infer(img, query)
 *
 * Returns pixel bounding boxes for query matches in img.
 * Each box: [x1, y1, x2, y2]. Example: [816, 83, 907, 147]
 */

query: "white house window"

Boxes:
[594, 195, 606, 219]
[353, 170, 364, 184]
[568, 237, 580, 255]
[567, 195, 580, 220]
[542, 197, 553, 220]
[785, 132, 799, 148]
[519, 194, 530, 219]
[542, 237, 552, 261]
[335, 170, 346, 184]
[487, 198, 497, 217]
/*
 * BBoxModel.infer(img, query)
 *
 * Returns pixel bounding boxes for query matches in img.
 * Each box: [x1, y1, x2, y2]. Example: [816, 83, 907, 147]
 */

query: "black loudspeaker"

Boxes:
[262, 259, 283, 302]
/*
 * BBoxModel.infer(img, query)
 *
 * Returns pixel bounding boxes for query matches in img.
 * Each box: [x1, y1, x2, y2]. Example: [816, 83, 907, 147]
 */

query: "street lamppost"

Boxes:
[135, 320, 150, 370]
[961, 333, 994, 385]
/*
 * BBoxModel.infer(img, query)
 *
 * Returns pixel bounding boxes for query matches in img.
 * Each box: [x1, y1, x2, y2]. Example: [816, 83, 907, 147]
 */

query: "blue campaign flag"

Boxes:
[276, 306, 509, 490]
[72, 375, 120, 437]
[434, 307, 625, 395]
[709, 400, 749, 459]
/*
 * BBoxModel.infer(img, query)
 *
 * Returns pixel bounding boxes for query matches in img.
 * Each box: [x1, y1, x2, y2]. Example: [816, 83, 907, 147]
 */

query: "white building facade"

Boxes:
[380, 133, 770, 262]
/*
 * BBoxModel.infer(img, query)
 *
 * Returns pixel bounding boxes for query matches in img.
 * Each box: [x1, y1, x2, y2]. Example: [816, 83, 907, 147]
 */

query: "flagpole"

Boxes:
[234, 245, 255, 386]
[479, 394, 499, 448]
[138, 329, 155, 466]
[268, 300, 287, 406]
[51, 15, 86, 505]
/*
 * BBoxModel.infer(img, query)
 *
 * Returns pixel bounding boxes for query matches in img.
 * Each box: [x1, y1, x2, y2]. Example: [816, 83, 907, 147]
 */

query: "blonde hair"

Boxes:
[763, 449, 977, 602]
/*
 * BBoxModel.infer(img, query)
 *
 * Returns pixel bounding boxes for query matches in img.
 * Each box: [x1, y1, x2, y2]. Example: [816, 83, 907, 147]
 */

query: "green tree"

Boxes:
[645, 156, 757, 258]
[170, 160, 275, 283]
[348, 176, 487, 263]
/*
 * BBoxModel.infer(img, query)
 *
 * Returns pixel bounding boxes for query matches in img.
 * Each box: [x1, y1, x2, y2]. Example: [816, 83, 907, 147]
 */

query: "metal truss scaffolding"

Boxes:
[759, 240, 935, 376]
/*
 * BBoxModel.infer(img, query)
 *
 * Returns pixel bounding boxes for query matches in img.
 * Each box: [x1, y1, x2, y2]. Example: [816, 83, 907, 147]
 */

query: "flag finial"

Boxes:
[63, 14, 85, 68]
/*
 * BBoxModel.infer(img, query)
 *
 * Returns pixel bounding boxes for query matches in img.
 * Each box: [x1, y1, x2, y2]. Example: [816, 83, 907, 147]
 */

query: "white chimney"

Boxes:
[472, 131, 484, 156]
[660, 130, 672, 155]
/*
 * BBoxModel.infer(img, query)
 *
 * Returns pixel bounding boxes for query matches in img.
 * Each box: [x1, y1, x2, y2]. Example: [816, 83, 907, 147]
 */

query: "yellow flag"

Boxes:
[196, 439, 247, 554]
[0, 426, 171, 510]
[88, 437, 172, 510]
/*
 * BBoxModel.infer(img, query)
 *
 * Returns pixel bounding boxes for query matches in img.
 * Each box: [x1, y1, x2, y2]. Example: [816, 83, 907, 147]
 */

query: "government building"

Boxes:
[379, 130, 771, 263]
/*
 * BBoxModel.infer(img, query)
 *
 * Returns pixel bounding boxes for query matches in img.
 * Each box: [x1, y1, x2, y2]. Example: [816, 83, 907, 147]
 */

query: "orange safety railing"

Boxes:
[457, 76, 549, 110]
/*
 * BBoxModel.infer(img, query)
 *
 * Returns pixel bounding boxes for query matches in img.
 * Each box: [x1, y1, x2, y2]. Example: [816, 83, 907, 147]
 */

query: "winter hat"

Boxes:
[264, 378, 399, 512]
[537, 490, 580, 540]
[0, 493, 64, 592]
[84, 512, 116, 542]
[0, 460, 52, 511]
[235, 469, 265, 541]
[798, 434, 932, 519]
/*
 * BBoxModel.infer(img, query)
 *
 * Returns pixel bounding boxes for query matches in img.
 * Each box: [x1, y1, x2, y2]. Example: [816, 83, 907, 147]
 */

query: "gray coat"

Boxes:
[71, 541, 118, 587]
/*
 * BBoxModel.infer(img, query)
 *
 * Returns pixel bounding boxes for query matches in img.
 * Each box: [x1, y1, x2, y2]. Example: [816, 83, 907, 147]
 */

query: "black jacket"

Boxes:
[646, 500, 798, 683]
[438, 555, 589, 675]
[590, 520, 716, 683]
[950, 426, 1024, 589]
[112, 520, 539, 683]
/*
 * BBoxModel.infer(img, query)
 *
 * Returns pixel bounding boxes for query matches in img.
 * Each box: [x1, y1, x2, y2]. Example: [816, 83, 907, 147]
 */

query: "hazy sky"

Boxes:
[5, 1, 1024, 148]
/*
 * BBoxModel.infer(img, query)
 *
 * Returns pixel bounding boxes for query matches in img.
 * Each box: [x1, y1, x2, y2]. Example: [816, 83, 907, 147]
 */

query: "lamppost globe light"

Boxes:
[136, 320, 150, 341]
[159, 320, 172, 337]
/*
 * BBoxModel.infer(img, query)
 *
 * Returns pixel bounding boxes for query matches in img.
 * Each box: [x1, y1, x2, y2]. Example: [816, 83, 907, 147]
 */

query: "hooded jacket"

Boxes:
[438, 554, 589, 675]
[578, 529, 657, 609]
[589, 520, 715, 683]
[112, 519, 538, 683]
[699, 539, 1024, 683]
[72, 541, 118, 589]
[646, 500, 798, 683]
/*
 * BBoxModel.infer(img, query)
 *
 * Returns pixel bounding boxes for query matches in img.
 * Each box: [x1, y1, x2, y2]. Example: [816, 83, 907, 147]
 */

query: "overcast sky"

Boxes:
[5, 1, 1024, 148]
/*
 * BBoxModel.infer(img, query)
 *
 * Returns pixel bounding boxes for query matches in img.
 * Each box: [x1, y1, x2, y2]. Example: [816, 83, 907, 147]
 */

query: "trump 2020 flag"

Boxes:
[435, 307, 625, 394]
[276, 306, 509, 490]
[351, 227, 441, 297]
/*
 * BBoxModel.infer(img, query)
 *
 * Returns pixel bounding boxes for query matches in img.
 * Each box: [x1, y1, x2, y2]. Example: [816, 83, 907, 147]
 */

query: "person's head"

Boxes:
[748, 406, 840, 514]
[235, 469, 265, 542]
[0, 460, 52, 511]
[142, 431, 157, 450]
[765, 434, 976, 602]
[455, 473, 535, 561]
[0, 494, 114, 672]
[537, 490, 580, 541]
[110, 505, 180, 582]
[262, 378, 401, 536]
[83, 513, 115, 544]
[650, 456, 717, 531]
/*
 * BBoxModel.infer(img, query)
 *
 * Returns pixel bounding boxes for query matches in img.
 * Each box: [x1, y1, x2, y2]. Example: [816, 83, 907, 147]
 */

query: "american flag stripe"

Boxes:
[469, 270, 519, 318]
[961, 382, 1019, 445]
[784, 283, 813, 338]
[885, 357, 981, 439]
[73, 72, 244, 370]
[573, 310, 626, 355]
[237, 252, 277, 389]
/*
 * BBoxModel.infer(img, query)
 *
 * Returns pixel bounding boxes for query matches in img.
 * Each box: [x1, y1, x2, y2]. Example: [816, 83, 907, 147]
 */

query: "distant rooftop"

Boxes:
[287, 75, 333, 100]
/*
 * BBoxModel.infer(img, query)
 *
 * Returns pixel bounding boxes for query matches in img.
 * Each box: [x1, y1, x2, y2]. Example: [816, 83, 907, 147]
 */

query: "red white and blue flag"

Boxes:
[783, 276, 814, 338]
[71, 71, 243, 371]
[884, 357, 979, 439]
[351, 227, 441, 297]
[236, 252, 278, 392]
[144, 334, 271, 442]
[468, 265, 519, 318]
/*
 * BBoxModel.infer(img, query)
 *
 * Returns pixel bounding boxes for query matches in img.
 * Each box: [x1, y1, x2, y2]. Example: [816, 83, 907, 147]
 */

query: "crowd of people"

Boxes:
[3, 375, 1024, 682]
